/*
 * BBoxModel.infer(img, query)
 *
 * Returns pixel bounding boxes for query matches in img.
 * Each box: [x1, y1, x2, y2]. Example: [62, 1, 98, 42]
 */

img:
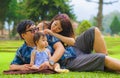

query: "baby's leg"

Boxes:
[54, 63, 69, 73]
[30, 65, 39, 70]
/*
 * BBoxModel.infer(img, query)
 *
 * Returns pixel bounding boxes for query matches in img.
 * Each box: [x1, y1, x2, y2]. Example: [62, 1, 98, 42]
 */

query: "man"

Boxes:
[10, 20, 65, 70]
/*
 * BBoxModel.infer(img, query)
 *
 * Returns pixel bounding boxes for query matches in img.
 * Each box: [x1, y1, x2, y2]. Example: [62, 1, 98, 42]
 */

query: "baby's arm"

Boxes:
[45, 48, 51, 58]
[30, 51, 36, 66]
[30, 51, 39, 69]
[48, 51, 51, 58]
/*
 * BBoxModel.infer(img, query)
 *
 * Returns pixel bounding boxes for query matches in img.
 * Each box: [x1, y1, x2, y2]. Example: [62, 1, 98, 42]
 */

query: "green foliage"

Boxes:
[75, 20, 92, 35]
[0, 0, 11, 30]
[7, 0, 27, 21]
[6, 0, 28, 37]
[110, 16, 120, 34]
[0, 0, 11, 21]
[90, 11, 120, 34]
[25, 0, 76, 22]
[0, 0, 75, 38]
[90, 16, 97, 26]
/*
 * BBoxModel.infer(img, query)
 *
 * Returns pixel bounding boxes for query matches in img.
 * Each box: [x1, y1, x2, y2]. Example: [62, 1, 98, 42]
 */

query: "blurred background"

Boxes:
[0, 0, 120, 40]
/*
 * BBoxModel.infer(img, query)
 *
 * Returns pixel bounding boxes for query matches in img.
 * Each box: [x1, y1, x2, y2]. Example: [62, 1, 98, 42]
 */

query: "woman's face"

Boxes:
[51, 20, 63, 33]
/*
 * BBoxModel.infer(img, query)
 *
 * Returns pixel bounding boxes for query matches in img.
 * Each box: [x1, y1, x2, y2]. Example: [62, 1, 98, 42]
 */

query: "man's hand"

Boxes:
[20, 64, 31, 70]
[10, 64, 31, 71]
[39, 61, 53, 70]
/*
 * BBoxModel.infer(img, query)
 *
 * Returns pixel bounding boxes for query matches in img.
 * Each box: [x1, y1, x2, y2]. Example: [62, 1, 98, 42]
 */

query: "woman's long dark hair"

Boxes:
[49, 14, 75, 38]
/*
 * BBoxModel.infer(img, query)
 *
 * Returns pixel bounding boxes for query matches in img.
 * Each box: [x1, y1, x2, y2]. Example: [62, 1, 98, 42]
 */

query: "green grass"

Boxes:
[104, 37, 120, 57]
[0, 40, 23, 52]
[0, 37, 120, 78]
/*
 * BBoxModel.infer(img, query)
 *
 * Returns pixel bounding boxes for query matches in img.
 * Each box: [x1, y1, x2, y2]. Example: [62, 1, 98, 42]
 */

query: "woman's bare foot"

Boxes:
[30, 65, 39, 70]
[55, 68, 69, 73]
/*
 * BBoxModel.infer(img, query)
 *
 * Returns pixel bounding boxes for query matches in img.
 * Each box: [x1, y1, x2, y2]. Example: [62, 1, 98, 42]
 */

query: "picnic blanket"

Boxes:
[3, 69, 57, 75]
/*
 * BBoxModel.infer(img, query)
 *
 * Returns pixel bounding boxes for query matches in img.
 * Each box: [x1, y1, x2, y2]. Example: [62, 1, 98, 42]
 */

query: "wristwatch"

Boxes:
[49, 60, 55, 66]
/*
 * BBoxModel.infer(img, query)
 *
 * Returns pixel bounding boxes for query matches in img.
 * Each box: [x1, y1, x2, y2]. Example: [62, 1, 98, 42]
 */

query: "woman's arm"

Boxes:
[50, 42, 65, 62]
[44, 29, 75, 46]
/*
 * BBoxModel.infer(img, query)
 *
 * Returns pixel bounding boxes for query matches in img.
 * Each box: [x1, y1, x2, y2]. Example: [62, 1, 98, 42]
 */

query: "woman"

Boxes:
[44, 14, 107, 55]
[40, 14, 120, 72]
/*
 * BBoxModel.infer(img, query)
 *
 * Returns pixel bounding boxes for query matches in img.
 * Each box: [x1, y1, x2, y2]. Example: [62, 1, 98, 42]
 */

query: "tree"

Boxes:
[75, 20, 92, 35]
[110, 16, 120, 34]
[6, 0, 27, 38]
[25, 0, 76, 22]
[0, 0, 11, 35]
[86, 0, 118, 30]
[2, 0, 76, 38]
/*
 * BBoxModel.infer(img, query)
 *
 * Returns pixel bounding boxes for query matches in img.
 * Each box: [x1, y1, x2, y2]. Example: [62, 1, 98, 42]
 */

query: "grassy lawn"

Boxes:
[0, 37, 120, 78]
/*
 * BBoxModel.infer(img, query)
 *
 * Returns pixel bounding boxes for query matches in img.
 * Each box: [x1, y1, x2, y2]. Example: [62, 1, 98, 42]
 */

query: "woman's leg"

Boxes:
[93, 27, 108, 55]
[75, 27, 95, 54]
[75, 27, 107, 55]
[105, 56, 120, 71]
[65, 53, 105, 71]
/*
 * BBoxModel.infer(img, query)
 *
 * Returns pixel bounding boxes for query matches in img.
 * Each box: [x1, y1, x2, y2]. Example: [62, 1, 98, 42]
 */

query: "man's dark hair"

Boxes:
[17, 20, 35, 39]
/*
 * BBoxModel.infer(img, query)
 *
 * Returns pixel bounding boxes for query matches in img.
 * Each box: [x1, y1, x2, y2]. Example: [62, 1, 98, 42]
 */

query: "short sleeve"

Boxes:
[46, 34, 60, 54]
[11, 43, 33, 65]
[46, 34, 60, 46]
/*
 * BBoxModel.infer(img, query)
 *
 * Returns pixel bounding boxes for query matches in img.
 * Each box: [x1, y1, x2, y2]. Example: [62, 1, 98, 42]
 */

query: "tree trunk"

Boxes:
[8, 23, 11, 39]
[0, 21, 4, 35]
[96, 0, 103, 30]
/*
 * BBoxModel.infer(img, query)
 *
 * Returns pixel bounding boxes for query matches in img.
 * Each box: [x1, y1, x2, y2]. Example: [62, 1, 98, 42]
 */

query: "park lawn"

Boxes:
[0, 37, 120, 78]
[0, 52, 120, 78]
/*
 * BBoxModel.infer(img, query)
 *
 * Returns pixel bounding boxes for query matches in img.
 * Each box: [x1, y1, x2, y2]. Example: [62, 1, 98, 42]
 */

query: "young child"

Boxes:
[37, 21, 50, 31]
[30, 32, 69, 73]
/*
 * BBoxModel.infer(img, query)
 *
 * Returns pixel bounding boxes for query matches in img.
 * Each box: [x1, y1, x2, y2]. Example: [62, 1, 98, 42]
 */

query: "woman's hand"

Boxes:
[44, 29, 53, 35]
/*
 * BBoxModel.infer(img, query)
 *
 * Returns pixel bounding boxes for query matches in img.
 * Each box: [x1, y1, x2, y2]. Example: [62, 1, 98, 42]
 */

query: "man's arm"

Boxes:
[9, 44, 31, 71]
[50, 41, 65, 62]
[10, 64, 30, 70]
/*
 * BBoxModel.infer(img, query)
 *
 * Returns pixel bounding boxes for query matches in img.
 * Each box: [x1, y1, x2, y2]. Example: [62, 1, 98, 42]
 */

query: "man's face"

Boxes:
[22, 25, 39, 42]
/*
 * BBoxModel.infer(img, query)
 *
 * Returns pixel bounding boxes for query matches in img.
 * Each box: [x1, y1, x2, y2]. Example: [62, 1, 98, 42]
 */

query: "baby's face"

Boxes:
[37, 36, 48, 48]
